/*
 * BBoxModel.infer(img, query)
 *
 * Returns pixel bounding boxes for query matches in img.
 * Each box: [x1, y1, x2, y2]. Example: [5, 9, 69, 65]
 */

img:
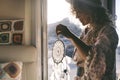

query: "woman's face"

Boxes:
[76, 11, 91, 25]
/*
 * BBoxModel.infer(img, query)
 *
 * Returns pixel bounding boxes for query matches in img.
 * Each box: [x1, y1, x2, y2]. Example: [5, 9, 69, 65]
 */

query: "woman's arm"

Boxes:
[56, 24, 91, 60]
[69, 32, 91, 60]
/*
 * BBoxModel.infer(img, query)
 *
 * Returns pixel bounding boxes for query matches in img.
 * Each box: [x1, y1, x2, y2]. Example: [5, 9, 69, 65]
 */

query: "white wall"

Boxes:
[0, 0, 45, 80]
[0, 0, 25, 19]
[0, 0, 33, 45]
[24, 0, 32, 45]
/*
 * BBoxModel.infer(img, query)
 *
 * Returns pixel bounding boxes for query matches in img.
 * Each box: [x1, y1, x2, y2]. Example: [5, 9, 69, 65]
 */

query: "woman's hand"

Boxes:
[74, 76, 80, 80]
[56, 24, 73, 38]
[56, 24, 90, 60]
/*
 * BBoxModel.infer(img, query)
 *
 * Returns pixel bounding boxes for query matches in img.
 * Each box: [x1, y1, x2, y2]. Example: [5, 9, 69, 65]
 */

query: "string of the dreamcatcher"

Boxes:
[53, 35, 61, 80]
[53, 35, 69, 80]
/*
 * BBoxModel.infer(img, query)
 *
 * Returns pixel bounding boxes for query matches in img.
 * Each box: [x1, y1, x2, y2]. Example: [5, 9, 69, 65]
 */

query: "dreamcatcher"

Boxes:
[52, 39, 65, 64]
[52, 38, 70, 80]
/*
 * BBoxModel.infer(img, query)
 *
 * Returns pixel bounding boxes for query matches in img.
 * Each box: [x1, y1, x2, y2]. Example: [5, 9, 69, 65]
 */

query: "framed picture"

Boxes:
[0, 19, 24, 45]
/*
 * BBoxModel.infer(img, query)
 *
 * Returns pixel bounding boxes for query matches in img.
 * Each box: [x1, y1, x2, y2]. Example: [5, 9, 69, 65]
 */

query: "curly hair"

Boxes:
[70, 0, 114, 28]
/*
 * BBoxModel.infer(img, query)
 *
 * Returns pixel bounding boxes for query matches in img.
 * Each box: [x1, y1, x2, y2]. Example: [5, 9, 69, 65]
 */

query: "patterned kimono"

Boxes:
[75, 23, 118, 80]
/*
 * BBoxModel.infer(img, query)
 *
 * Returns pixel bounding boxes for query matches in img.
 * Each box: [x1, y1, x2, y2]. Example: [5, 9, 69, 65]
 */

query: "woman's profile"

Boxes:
[56, 0, 119, 80]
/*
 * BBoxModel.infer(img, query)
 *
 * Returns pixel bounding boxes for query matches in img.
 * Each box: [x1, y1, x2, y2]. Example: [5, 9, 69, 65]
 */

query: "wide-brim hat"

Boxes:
[66, 0, 104, 13]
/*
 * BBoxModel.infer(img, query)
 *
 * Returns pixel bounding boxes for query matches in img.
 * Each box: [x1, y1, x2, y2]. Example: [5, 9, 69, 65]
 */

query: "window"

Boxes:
[47, 0, 82, 80]
[39, 0, 120, 80]
[116, 0, 120, 78]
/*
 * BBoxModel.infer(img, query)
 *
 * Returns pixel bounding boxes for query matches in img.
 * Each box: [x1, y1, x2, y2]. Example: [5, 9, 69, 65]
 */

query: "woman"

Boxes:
[56, 0, 119, 80]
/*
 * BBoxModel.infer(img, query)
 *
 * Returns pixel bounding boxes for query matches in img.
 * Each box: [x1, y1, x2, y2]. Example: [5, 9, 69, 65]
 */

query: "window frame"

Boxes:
[40, 0, 48, 80]
[32, 0, 48, 80]
[36, 0, 48, 80]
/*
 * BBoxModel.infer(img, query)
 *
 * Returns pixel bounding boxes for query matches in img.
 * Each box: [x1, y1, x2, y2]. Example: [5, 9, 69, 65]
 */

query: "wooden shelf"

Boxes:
[0, 45, 37, 63]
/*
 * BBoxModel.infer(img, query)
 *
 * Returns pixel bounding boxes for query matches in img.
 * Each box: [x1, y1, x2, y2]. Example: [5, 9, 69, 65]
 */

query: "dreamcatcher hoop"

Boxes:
[52, 40, 65, 64]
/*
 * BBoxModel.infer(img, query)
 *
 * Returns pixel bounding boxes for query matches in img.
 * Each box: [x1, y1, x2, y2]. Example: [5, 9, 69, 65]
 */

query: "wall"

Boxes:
[25, 0, 32, 45]
[0, 0, 25, 19]
[0, 0, 32, 45]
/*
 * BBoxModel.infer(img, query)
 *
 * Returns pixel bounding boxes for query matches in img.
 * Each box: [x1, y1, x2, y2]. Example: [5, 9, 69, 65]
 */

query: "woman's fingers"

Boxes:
[74, 76, 80, 80]
[56, 24, 63, 35]
[56, 24, 73, 38]
[56, 24, 66, 35]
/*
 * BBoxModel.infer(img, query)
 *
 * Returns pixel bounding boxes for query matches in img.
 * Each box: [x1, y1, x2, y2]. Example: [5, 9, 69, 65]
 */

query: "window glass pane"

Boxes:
[47, 0, 82, 79]
[116, 0, 120, 79]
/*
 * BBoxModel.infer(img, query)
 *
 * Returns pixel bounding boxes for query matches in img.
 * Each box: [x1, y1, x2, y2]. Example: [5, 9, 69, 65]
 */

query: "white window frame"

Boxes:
[33, 0, 48, 80]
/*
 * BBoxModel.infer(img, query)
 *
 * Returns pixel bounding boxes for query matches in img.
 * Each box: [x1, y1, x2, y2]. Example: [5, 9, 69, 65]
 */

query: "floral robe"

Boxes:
[74, 24, 118, 80]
